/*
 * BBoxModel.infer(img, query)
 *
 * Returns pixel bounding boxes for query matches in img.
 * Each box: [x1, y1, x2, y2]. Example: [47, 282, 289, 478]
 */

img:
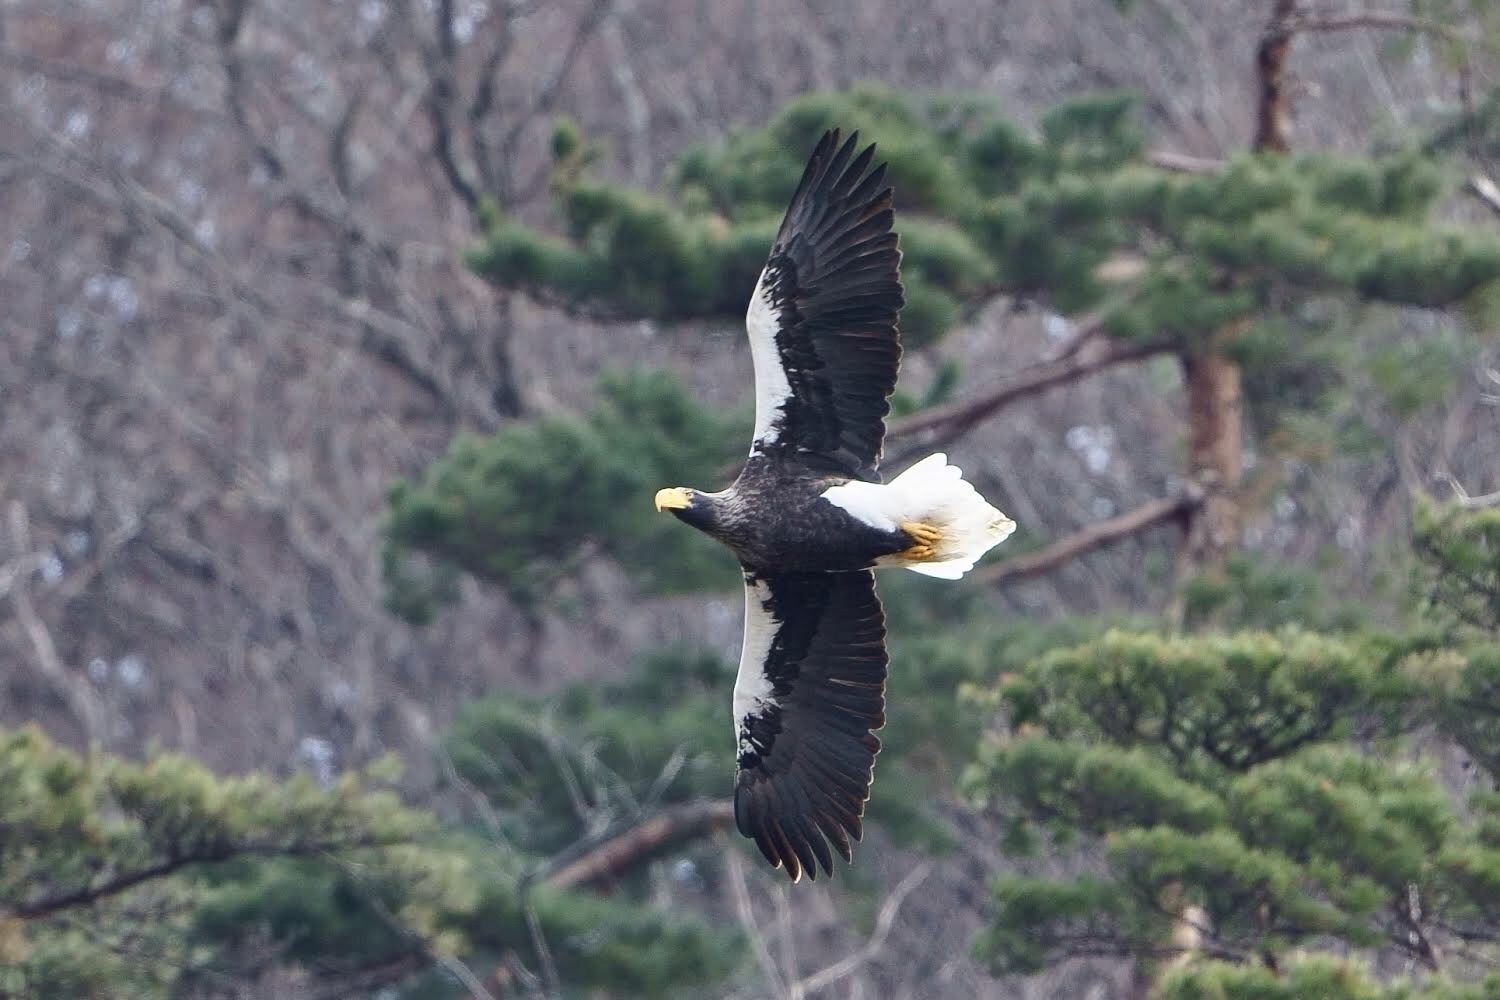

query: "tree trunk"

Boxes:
[1179, 0, 1297, 571]
[1254, 0, 1299, 154]
[1181, 350, 1244, 570]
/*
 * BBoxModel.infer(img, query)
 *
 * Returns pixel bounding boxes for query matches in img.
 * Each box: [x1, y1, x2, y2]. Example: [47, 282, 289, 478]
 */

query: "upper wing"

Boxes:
[733, 569, 887, 881]
[744, 130, 904, 482]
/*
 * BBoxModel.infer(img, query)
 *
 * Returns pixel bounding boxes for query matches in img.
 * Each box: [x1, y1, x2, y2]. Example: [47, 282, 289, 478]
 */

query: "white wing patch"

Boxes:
[732, 576, 780, 751]
[819, 479, 900, 532]
[745, 269, 793, 451]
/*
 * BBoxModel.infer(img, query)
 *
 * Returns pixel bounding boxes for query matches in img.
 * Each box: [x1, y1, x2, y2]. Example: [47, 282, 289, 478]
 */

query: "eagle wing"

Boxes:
[733, 569, 887, 881]
[744, 130, 904, 482]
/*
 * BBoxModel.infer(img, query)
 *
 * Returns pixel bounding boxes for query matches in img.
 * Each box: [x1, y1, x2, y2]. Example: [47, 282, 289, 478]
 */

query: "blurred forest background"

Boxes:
[4, 0, 1500, 997]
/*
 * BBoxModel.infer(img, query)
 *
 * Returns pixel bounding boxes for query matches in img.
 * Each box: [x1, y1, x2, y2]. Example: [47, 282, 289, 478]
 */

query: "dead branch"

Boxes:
[1440, 470, 1500, 509]
[974, 487, 1204, 587]
[539, 799, 736, 891]
[5, 502, 102, 743]
[1295, 10, 1492, 49]
[601, 4, 651, 185]
[726, 849, 788, 997]
[420, 0, 481, 210]
[1147, 150, 1226, 174]
[789, 861, 934, 996]
[1469, 174, 1500, 220]
[304, 955, 428, 1000]
[885, 334, 1173, 457]
[520, 888, 562, 998]
[499, 0, 614, 205]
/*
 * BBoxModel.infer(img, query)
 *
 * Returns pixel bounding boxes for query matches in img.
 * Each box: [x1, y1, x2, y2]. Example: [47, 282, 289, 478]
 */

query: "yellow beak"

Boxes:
[654, 487, 693, 512]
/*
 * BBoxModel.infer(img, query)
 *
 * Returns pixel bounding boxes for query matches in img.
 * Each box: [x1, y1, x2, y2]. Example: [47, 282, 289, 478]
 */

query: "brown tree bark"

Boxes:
[1181, 346, 1246, 570]
[539, 799, 736, 891]
[1254, 0, 1300, 155]
[1179, 0, 1297, 571]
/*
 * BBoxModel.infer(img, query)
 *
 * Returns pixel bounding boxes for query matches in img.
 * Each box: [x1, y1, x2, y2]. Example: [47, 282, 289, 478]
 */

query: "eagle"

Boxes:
[653, 130, 1015, 880]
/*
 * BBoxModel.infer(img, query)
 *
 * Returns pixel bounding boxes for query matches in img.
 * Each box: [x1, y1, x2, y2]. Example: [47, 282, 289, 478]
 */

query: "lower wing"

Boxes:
[732, 569, 888, 880]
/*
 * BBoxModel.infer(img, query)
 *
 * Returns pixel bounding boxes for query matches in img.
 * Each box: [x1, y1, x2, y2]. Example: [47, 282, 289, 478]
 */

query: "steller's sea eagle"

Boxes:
[654, 130, 1016, 880]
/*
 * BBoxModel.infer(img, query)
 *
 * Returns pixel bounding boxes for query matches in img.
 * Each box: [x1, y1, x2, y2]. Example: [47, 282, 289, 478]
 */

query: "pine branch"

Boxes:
[11, 834, 401, 921]
[1295, 10, 1491, 49]
[974, 488, 1204, 587]
[885, 334, 1172, 462]
[538, 799, 736, 891]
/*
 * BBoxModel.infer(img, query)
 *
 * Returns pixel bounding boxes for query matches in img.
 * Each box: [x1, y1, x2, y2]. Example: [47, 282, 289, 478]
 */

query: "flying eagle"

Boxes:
[654, 130, 1016, 880]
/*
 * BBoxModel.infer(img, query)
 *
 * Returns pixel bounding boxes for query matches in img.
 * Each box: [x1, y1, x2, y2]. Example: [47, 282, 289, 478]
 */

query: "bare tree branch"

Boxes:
[519, 889, 560, 999]
[11, 833, 401, 921]
[601, 3, 651, 185]
[1296, 10, 1492, 49]
[539, 799, 735, 891]
[5, 502, 102, 743]
[886, 335, 1173, 460]
[1147, 150, 1226, 174]
[726, 849, 788, 997]
[974, 487, 1204, 587]
[1469, 174, 1500, 219]
[419, 0, 481, 210]
[789, 862, 933, 996]
[1440, 470, 1500, 509]
[500, 0, 614, 204]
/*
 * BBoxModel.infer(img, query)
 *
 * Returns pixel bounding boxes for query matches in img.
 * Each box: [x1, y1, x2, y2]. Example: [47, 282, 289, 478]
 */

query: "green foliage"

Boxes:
[0, 724, 432, 998]
[0, 725, 423, 918]
[1180, 554, 1376, 632]
[0, 719, 740, 999]
[1415, 497, 1500, 632]
[400, 87, 1500, 996]
[429, 88, 1500, 630]
[385, 369, 743, 616]
[961, 482, 1500, 991]
[1368, 329, 1470, 417]
[467, 87, 1500, 468]
[973, 875, 1148, 976]
[443, 648, 731, 856]
[1159, 955, 1500, 1000]
[982, 629, 1404, 776]
[472, 88, 1143, 348]
[441, 616, 1042, 864]
[1437, 643, 1500, 776]
[966, 597, 1500, 988]
[1412, 500, 1500, 779]
[482, 90, 1500, 332]
[462, 878, 739, 997]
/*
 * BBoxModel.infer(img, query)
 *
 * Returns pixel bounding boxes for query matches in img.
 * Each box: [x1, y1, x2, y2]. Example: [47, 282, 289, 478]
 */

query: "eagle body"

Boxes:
[671, 460, 912, 574]
[652, 130, 1017, 881]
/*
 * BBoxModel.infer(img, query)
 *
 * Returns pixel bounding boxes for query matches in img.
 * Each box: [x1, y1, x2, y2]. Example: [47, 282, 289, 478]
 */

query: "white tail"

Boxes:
[822, 453, 1017, 579]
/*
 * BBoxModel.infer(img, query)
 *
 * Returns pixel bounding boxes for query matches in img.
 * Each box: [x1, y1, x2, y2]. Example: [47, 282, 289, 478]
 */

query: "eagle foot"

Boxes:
[898, 520, 945, 561]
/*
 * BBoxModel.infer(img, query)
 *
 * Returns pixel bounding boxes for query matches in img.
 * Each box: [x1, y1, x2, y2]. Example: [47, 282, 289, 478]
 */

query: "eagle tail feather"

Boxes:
[877, 454, 1015, 579]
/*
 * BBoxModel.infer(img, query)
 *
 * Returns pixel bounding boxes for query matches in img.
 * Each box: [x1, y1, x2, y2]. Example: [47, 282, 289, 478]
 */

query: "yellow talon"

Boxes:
[900, 520, 943, 545]
[898, 520, 944, 561]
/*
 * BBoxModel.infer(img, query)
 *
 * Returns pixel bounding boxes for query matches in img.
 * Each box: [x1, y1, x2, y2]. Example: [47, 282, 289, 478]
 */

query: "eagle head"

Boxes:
[654, 486, 720, 533]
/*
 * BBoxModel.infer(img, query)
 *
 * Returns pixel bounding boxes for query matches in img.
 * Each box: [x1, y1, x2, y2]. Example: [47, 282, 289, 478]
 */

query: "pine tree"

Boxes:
[441, 84, 1500, 596]
[382, 48, 1500, 998]
[0, 724, 737, 998]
